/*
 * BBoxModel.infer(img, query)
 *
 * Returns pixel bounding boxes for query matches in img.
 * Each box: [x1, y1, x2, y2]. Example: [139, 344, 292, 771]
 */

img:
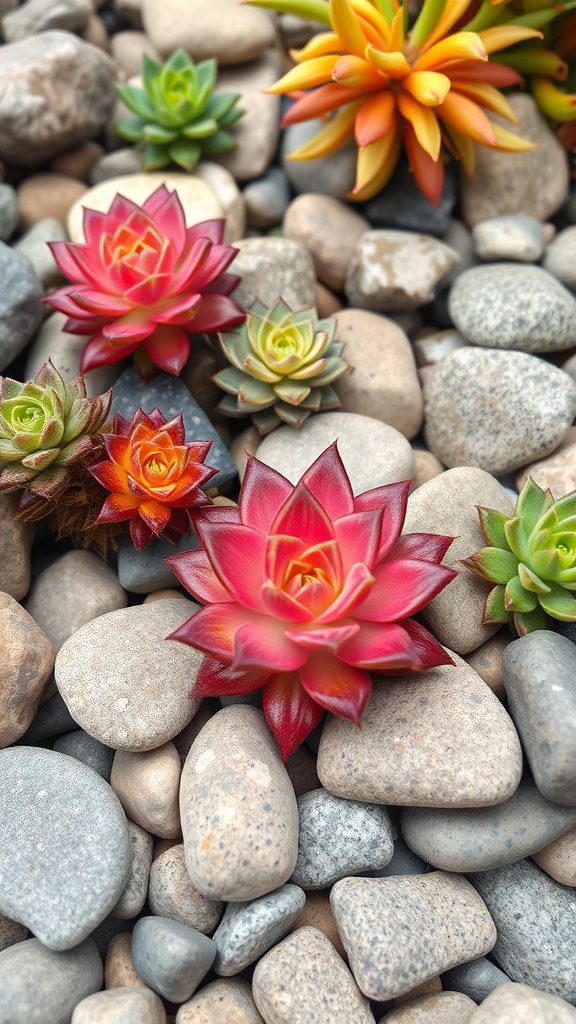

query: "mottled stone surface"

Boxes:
[176, 978, 265, 1023]
[132, 916, 216, 1003]
[317, 653, 522, 807]
[0, 747, 131, 950]
[502, 631, 576, 805]
[111, 742, 182, 839]
[117, 529, 201, 595]
[230, 237, 316, 312]
[0, 915, 27, 953]
[253, 927, 374, 1024]
[379, 991, 477, 1022]
[470, 859, 576, 1002]
[515, 438, 576, 500]
[363, 158, 456, 238]
[180, 706, 299, 902]
[463, 632, 511, 700]
[55, 600, 203, 752]
[289, 890, 346, 959]
[0, 242, 44, 371]
[104, 932, 147, 991]
[469, 982, 576, 1022]
[0, 938, 103, 1024]
[0, 592, 53, 747]
[215, 54, 281, 184]
[443, 957, 510, 1004]
[148, 844, 222, 934]
[52, 730, 115, 781]
[331, 873, 495, 1001]
[213, 884, 305, 976]
[423, 349, 576, 474]
[71, 986, 166, 1023]
[345, 230, 459, 311]
[3, 0, 91, 42]
[544, 225, 576, 291]
[472, 215, 545, 263]
[0, 494, 34, 601]
[283, 194, 369, 291]
[111, 821, 153, 921]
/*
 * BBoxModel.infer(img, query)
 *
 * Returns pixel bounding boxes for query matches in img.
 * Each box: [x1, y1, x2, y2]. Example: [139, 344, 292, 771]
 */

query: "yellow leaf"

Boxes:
[478, 25, 543, 54]
[398, 89, 442, 158]
[448, 80, 518, 122]
[349, 124, 402, 200]
[412, 31, 486, 72]
[437, 89, 496, 145]
[491, 122, 538, 150]
[329, 0, 368, 55]
[286, 99, 363, 159]
[290, 32, 343, 62]
[403, 70, 451, 106]
[266, 55, 337, 93]
[365, 43, 411, 78]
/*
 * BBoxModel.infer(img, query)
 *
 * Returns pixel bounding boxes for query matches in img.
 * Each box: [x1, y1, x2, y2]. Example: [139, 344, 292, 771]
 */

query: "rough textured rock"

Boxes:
[0, 494, 34, 601]
[533, 823, 576, 886]
[148, 844, 222, 934]
[345, 230, 459, 311]
[0, 938, 103, 1024]
[379, 991, 477, 1022]
[0, 592, 53, 747]
[212, 885, 305, 976]
[0, 915, 27, 953]
[142, 0, 277, 64]
[283, 194, 369, 291]
[0, 242, 44, 371]
[472, 215, 545, 263]
[176, 978, 265, 1022]
[442, 957, 510, 1004]
[3, 0, 92, 42]
[230, 237, 317, 312]
[53, 730, 115, 782]
[111, 821, 153, 920]
[543, 225, 576, 291]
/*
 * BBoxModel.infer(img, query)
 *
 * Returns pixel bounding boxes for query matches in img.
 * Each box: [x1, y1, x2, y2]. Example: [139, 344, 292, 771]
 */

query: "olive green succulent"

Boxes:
[0, 362, 112, 500]
[462, 477, 576, 635]
[115, 50, 243, 171]
[213, 298, 351, 434]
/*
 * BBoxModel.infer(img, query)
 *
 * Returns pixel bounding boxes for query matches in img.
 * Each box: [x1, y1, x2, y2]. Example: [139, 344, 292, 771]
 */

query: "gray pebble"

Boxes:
[72, 987, 166, 1023]
[117, 528, 200, 595]
[53, 730, 115, 781]
[543, 225, 576, 291]
[367, 836, 427, 878]
[423, 348, 576, 474]
[0, 242, 44, 370]
[89, 146, 146, 185]
[21, 690, 78, 744]
[401, 780, 576, 872]
[281, 119, 357, 198]
[345, 230, 459, 312]
[449, 264, 576, 351]
[0, 747, 131, 950]
[472, 215, 545, 262]
[291, 789, 394, 889]
[361, 158, 456, 238]
[0, 182, 18, 241]
[132, 916, 216, 1003]
[2, 0, 91, 43]
[0, 937, 102, 1024]
[244, 167, 291, 229]
[212, 884, 305, 976]
[230, 236, 316, 311]
[442, 956, 511, 1004]
[13, 217, 68, 289]
[111, 820, 153, 921]
[502, 631, 576, 805]
[89, 915, 133, 959]
[470, 858, 576, 1002]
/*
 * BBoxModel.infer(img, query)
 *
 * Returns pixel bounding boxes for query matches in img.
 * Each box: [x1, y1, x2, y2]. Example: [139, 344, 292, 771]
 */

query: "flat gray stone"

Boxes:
[244, 167, 291, 229]
[132, 916, 216, 1003]
[469, 982, 576, 1023]
[213, 884, 305, 976]
[0, 938, 103, 1024]
[3, 0, 91, 42]
[502, 631, 576, 805]
[117, 528, 200, 595]
[0, 182, 18, 241]
[423, 348, 576, 474]
[401, 781, 576, 872]
[362, 158, 456, 238]
[13, 217, 68, 289]
[442, 956, 510, 1003]
[291, 789, 394, 888]
[21, 690, 78, 744]
[470, 859, 576, 1003]
[281, 120, 357, 199]
[330, 873, 496, 1001]
[449, 264, 576, 351]
[0, 747, 131, 950]
[0, 242, 44, 370]
[53, 730, 115, 782]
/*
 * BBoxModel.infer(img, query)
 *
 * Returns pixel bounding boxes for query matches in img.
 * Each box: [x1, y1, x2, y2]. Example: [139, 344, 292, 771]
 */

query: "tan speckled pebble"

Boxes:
[72, 986, 166, 1023]
[469, 982, 576, 1022]
[289, 891, 346, 960]
[394, 977, 442, 1006]
[413, 450, 444, 489]
[464, 631, 511, 700]
[176, 978, 264, 1023]
[253, 926, 374, 1024]
[144, 589, 185, 603]
[317, 653, 522, 807]
[380, 991, 477, 1022]
[149, 844, 222, 934]
[331, 874, 495, 1002]
[112, 742, 182, 839]
[180, 706, 298, 902]
[0, 593, 53, 747]
[104, 933, 147, 990]
[533, 823, 576, 885]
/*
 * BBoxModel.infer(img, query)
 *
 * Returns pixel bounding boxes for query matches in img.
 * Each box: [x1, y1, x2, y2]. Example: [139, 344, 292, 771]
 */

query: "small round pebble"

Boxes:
[132, 916, 216, 1004]
[283, 193, 369, 291]
[71, 986, 167, 1023]
[212, 884, 305, 976]
[289, 890, 346, 959]
[230, 237, 317, 312]
[53, 730, 115, 782]
[0, 182, 18, 240]
[543, 225, 576, 291]
[378, 991, 477, 1022]
[0, 937, 103, 1024]
[148, 844, 223, 934]
[175, 978, 265, 1023]
[111, 742, 182, 839]
[469, 982, 576, 1022]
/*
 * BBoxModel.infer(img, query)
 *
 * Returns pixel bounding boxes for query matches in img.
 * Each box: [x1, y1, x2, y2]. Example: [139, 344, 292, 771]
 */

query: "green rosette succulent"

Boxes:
[461, 477, 576, 635]
[213, 297, 351, 434]
[0, 362, 112, 500]
[115, 50, 243, 171]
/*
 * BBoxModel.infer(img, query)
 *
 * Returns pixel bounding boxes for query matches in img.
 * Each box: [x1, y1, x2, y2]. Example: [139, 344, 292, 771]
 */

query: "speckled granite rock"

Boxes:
[230, 237, 316, 312]
[378, 991, 477, 1022]
[176, 978, 265, 1023]
[469, 982, 576, 1022]
[345, 230, 459, 311]
[212, 884, 305, 976]
[533, 823, 576, 886]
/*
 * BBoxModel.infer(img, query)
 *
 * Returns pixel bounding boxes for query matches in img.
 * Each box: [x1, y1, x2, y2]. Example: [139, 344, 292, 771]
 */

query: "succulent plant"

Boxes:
[462, 478, 576, 635]
[0, 362, 111, 501]
[213, 298, 351, 434]
[115, 50, 243, 171]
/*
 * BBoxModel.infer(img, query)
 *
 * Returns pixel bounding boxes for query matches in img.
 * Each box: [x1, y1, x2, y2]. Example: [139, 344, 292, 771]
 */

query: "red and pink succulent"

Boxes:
[167, 442, 457, 759]
[45, 185, 245, 379]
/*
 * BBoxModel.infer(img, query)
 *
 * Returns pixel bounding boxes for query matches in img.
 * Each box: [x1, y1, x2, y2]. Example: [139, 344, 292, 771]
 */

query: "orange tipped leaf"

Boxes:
[355, 90, 396, 146]
[437, 89, 496, 145]
[398, 89, 442, 158]
[402, 70, 451, 106]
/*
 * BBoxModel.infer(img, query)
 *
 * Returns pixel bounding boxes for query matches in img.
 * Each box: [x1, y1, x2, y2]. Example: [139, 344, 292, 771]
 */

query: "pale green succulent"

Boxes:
[0, 362, 112, 500]
[213, 298, 351, 434]
[115, 50, 243, 171]
[462, 477, 576, 635]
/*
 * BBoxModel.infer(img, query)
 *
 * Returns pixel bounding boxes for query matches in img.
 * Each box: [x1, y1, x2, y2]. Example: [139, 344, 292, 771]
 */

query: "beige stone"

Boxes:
[229, 426, 261, 482]
[413, 449, 444, 489]
[469, 982, 576, 1022]
[142, 0, 276, 63]
[104, 932, 147, 990]
[215, 54, 281, 184]
[50, 141, 104, 182]
[110, 30, 161, 79]
[317, 652, 522, 807]
[172, 700, 219, 765]
[17, 173, 88, 229]
[332, 309, 424, 439]
[0, 593, 54, 747]
[464, 631, 511, 700]
[180, 705, 298, 902]
[394, 977, 442, 1006]
[81, 12, 109, 50]
[149, 844, 222, 934]
[176, 978, 264, 1023]
[0, 494, 33, 601]
[533, 823, 576, 885]
[143, 589, 185, 603]
[345, 231, 459, 312]
[283, 194, 369, 291]
[381, 991, 477, 1022]
[230, 236, 317, 312]
[112, 742, 182, 839]
[72, 986, 166, 1023]
[515, 440, 576, 498]
[253, 927, 374, 1023]
[289, 891, 346, 959]
[403, 467, 515, 655]
[316, 283, 342, 318]
[0, 915, 27, 953]
[194, 161, 245, 242]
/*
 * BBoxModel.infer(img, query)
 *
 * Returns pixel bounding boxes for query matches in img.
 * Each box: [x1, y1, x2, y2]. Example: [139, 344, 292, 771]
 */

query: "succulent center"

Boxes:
[10, 401, 45, 432]
[146, 454, 169, 477]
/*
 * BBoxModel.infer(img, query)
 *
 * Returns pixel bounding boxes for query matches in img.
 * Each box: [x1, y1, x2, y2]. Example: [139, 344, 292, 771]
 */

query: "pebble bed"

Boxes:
[1, 1, 576, 1023]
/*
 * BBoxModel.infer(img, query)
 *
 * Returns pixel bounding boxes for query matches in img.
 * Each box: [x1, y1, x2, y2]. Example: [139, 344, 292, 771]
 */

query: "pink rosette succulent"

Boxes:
[166, 442, 457, 759]
[45, 185, 244, 378]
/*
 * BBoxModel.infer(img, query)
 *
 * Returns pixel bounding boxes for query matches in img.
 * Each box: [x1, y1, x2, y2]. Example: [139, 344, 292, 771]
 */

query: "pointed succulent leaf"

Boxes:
[56, 436, 95, 465]
[273, 378, 312, 405]
[504, 517, 531, 563]
[515, 477, 553, 532]
[168, 137, 202, 170]
[302, 356, 349, 386]
[0, 464, 38, 488]
[142, 123, 180, 144]
[299, 387, 323, 410]
[212, 366, 252, 395]
[115, 116, 147, 142]
[518, 562, 550, 594]
[252, 406, 283, 434]
[195, 58, 218, 108]
[537, 582, 576, 621]
[274, 401, 311, 428]
[477, 505, 511, 549]
[142, 142, 171, 170]
[238, 377, 277, 407]
[317, 384, 341, 410]
[218, 107, 244, 129]
[20, 448, 60, 471]
[461, 546, 518, 584]
[38, 415, 65, 449]
[483, 584, 511, 624]
[201, 130, 237, 153]
[28, 464, 69, 498]
[218, 330, 252, 371]
[504, 575, 538, 613]
[115, 83, 156, 120]
[215, 394, 247, 418]
[167, 48, 194, 73]
[181, 118, 220, 139]
[204, 92, 242, 121]
[142, 52, 164, 96]
[514, 606, 548, 636]
[243, 355, 283, 383]
[530, 546, 563, 581]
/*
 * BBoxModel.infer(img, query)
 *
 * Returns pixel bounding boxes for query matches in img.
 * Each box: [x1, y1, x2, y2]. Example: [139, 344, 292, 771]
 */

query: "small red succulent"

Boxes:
[166, 442, 457, 759]
[45, 185, 245, 379]
[90, 407, 216, 551]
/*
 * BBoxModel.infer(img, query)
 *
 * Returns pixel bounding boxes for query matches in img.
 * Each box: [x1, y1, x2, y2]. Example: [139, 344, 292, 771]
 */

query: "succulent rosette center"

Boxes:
[166, 442, 457, 760]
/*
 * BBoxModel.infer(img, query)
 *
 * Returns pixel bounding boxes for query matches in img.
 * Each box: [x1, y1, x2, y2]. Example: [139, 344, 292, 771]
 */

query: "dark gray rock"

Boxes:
[89, 914, 134, 959]
[213, 884, 305, 976]
[291, 789, 394, 889]
[361, 159, 456, 238]
[0, 938, 102, 1024]
[503, 631, 576, 805]
[53, 729, 115, 781]
[0, 747, 131, 950]
[470, 858, 576, 1003]
[401, 780, 576, 871]
[442, 956, 511, 1004]
[117, 527, 199, 595]
[110, 366, 237, 492]
[21, 690, 78, 744]
[367, 836, 427, 877]
[0, 242, 44, 370]
[0, 183, 18, 241]
[132, 916, 216, 1002]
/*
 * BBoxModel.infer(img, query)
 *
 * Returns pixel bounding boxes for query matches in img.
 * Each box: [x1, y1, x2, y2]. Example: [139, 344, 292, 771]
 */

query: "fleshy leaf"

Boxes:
[461, 546, 518, 584]
[477, 505, 511, 549]
[483, 584, 510, 624]
[504, 575, 538, 613]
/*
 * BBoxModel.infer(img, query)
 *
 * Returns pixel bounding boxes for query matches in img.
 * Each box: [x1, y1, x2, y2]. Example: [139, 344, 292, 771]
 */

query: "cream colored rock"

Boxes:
[229, 426, 261, 481]
[176, 978, 264, 1023]
[24, 312, 120, 400]
[380, 991, 477, 1022]
[469, 982, 576, 1022]
[464, 631, 512, 700]
[253, 927, 374, 1024]
[194, 161, 245, 242]
[215, 54, 281, 184]
[67, 172, 222, 242]
[0, 493, 34, 600]
[142, 0, 277, 64]
[143, 589, 184, 603]
[394, 976, 442, 1006]
[332, 309, 423, 439]
[289, 891, 346, 959]
[72, 986, 166, 1023]
[112, 742, 182, 839]
[230, 237, 317, 312]
[413, 449, 444, 489]
[403, 467, 515, 655]
[104, 932, 147, 990]
[317, 652, 522, 807]
[17, 173, 87, 229]
[515, 440, 576, 498]
[149, 844, 222, 934]
[110, 30, 161, 80]
[345, 230, 459, 312]
[283, 194, 369, 291]
[112, 821, 153, 920]
[180, 705, 298, 902]
[0, 593, 54, 747]
[533, 824, 576, 886]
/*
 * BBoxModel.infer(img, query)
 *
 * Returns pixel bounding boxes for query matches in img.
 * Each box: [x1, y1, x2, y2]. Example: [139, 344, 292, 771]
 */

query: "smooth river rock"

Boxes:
[212, 884, 305, 976]
[469, 982, 576, 1023]
[0, 592, 53, 747]
[0, 938, 103, 1024]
